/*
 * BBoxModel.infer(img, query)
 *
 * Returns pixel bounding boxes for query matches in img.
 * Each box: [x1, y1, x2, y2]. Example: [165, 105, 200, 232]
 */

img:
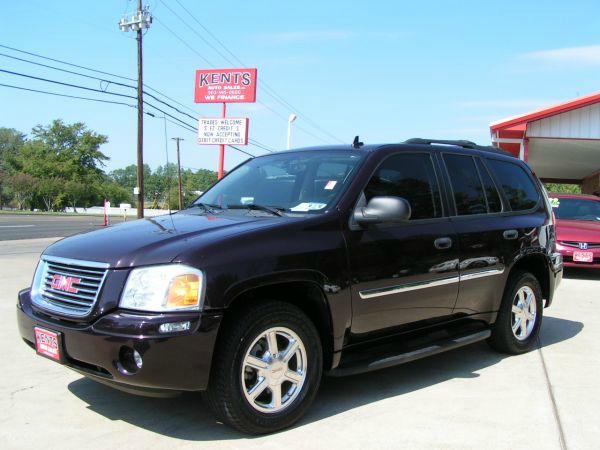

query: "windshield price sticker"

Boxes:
[198, 118, 249, 146]
[290, 203, 327, 212]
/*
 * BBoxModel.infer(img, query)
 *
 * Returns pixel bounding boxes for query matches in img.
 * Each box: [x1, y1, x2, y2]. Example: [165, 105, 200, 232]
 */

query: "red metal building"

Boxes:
[490, 92, 600, 194]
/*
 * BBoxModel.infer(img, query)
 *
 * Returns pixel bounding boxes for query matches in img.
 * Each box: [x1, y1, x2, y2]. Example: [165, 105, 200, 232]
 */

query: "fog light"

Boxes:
[133, 350, 143, 369]
[159, 321, 191, 333]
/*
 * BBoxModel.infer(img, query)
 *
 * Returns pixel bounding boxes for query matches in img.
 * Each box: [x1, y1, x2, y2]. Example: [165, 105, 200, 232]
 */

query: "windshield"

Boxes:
[550, 197, 600, 221]
[194, 150, 365, 215]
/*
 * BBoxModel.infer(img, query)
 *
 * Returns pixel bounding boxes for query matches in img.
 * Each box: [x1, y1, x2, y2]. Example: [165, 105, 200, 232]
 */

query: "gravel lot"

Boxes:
[1, 238, 598, 449]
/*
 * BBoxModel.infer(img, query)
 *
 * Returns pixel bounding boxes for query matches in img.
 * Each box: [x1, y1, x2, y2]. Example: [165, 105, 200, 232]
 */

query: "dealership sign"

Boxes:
[197, 118, 249, 145]
[194, 68, 257, 103]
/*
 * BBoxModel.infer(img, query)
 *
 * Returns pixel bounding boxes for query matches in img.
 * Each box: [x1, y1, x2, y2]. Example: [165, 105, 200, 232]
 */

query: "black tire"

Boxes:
[488, 271, 543, 354]
[204, 301, 323, 434]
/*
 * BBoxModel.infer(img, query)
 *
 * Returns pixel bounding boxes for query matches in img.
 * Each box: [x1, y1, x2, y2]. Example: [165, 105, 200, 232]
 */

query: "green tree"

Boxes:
[544, 183, 581, 194]
[187, 168, 218, 193]
[96, 178, 131, 206]
[37, 177, 62, 211]
[64, 180, 87, 212]
[0, 128, 26, 208]
[29, 120, 108, 178]
[7, 173, 37, 210]
[16, 120, 108, 184]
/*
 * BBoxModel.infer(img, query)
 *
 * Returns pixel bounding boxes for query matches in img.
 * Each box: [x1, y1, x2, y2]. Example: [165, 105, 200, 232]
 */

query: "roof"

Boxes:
[548, 193, 600, 201]
[490, 91, 600, 132]
[287, 140, 514, 157]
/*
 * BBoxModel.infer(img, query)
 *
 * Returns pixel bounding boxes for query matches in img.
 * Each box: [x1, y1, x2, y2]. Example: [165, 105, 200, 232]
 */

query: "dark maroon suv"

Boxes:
[17, 139, 563, 434]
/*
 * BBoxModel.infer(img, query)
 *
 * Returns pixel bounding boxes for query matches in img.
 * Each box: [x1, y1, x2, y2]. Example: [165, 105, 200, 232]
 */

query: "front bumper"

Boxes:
[555, 244, 600, 269]
[17, 288, 222, 395]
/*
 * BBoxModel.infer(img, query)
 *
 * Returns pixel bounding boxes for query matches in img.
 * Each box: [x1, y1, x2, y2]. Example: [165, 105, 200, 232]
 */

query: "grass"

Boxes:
[0, 209, 105, 217]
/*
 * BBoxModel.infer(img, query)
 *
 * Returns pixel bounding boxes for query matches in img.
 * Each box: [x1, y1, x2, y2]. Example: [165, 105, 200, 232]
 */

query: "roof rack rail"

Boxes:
[404, 138, 512, 156]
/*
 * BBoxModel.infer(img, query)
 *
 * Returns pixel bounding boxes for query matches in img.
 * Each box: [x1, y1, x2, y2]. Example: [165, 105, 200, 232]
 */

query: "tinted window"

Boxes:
[197, 151, 364, 214]
[444, 154, 487, 215]
[487, 159, 540, 211]
[476, 158, 502, 213]
[364, 153, 442, 220]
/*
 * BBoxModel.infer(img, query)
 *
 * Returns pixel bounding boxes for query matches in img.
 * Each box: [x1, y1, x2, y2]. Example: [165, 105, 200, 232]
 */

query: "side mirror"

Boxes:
[353, 196, 411, 226]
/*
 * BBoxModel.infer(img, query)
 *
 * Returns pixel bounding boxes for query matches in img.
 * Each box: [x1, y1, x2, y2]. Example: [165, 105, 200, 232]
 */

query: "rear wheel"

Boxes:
[204, 301, 322, 434]
[488, 271, 543, 354]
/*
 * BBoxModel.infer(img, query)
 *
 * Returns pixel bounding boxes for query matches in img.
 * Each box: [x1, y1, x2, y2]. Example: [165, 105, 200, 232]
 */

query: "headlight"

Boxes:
[120, 264, 204, 312]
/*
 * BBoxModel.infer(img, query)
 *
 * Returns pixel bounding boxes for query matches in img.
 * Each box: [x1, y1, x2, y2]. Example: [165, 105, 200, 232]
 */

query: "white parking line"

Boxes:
[0, 225, 35, 228]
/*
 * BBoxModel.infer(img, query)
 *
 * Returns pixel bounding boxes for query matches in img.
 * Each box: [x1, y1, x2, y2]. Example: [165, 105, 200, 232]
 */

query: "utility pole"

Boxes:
[171, 137, 184, 210]
[119, 2, 152, 218]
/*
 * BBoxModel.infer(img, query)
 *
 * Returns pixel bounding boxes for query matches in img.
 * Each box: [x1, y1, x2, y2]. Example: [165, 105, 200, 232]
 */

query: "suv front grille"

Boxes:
[32, 256, 109, 317]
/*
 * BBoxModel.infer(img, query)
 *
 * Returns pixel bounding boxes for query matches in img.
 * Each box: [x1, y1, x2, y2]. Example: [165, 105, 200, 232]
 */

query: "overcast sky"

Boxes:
[1, 0, 599, 173]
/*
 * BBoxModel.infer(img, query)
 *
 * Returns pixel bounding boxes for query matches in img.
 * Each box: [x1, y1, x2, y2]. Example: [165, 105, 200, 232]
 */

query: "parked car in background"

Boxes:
[548, 193, 600, 269]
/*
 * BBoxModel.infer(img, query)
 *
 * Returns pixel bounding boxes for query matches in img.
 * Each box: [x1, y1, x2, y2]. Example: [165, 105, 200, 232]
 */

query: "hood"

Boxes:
[556, 219, 600, 243]
[43, 212, 279, 268]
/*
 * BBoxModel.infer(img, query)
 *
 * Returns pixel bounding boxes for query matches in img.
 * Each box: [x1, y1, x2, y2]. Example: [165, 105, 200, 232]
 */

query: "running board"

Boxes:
[328, 329, 491, 377]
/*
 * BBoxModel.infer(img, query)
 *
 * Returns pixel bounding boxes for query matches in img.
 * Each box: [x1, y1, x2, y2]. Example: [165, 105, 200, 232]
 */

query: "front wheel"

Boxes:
[204, 301, 323, 434]
[488, 271, 543, 354]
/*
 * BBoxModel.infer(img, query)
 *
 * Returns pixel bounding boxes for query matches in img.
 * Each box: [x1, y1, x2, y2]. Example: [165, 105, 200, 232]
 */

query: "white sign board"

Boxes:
[119, 203, 132, 210]
[197, 118, 249, 145]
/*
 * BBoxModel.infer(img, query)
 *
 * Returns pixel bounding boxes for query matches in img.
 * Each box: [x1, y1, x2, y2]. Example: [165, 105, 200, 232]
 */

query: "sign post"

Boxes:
[219, 103, 226, 179]
[194, 68, 257, 179]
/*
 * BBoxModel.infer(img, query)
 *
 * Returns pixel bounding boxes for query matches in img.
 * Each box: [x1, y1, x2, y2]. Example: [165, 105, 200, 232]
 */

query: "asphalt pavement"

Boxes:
[0, 214, 127, 241]
[1, 238, 599, 449]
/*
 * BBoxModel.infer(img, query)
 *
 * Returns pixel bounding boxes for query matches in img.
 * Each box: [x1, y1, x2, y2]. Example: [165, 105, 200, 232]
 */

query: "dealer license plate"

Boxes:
[34, 327, 62, 362]
[573, 251, 594, 263]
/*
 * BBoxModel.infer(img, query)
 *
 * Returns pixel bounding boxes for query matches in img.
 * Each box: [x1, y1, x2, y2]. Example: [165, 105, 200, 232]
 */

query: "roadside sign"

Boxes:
[194, 68, 257, 103]
[197, 118, 249, 145]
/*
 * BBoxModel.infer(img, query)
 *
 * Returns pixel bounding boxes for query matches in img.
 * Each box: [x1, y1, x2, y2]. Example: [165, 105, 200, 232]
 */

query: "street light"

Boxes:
[287, 113, 297, 150]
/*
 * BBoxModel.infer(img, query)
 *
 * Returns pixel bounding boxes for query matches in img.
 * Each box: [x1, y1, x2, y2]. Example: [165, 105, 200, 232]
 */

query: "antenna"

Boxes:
[352, 136, 364, 149]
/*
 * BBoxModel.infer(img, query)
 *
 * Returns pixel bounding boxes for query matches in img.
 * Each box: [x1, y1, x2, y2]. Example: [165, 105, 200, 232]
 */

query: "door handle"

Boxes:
[503, 229, 519, 240]
[434, 237, 453, 250]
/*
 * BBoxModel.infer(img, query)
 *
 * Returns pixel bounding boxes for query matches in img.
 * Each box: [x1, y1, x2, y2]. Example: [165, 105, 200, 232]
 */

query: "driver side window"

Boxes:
[364, 153, 442, 220]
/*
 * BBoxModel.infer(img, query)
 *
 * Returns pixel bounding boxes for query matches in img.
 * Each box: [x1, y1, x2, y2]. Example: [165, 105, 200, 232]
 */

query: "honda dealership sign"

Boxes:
[197, 118, 249, 145]
[194, 68, 257, 103]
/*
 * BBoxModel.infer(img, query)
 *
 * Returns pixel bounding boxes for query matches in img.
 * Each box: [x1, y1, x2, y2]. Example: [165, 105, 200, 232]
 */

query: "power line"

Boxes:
[164, 0, 346, 144]
[0, 42, 201, 118]
[158, 1, 238, 67]
[0, 51, 200, 124]
[0, 82, 137, 108]
[0, 68, 139, 100]
[153, 12, 328, 146]
[152, 16, 214, 68]
[0, 44, 274, 156]
[1, 48, 277, 152]
[0, 81, 259, 160]
[0, 43, 137, 82]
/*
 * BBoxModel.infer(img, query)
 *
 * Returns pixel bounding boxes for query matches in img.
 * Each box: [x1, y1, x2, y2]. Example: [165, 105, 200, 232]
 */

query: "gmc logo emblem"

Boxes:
[50, 275, 81, 294]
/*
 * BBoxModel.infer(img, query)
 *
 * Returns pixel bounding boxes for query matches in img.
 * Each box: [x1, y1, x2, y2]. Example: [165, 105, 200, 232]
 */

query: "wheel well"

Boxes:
[220, 281, 334, 370]
[509, 254, 550, 305]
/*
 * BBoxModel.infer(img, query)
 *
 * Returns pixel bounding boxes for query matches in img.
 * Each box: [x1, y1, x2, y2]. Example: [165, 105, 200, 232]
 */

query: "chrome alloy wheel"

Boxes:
[241, 327, 307, 414]
[511, 286, 537, 341]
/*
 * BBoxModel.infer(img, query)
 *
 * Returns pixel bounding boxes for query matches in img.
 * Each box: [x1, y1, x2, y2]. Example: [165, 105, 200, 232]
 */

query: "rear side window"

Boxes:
[486, 159, 540, 211]
[475, 159, 502, 213]
[443, 154, 487, 215]
[364, 153, 442, 220]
